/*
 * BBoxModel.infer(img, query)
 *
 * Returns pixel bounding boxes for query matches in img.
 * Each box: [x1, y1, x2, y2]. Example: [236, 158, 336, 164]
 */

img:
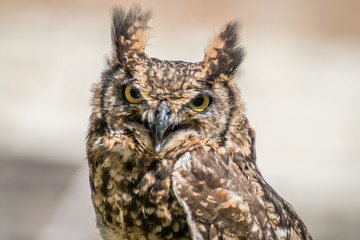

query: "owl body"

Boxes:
[87, 6, 312, 240]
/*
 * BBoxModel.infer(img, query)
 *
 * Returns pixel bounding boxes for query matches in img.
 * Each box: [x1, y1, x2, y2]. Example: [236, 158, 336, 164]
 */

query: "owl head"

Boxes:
[90, 6, 246, 154]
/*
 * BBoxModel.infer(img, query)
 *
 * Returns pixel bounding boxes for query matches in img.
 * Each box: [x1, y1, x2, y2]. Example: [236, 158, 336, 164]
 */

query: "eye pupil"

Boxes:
[130, 87, 141, 99]
[191, 95, 204, 107]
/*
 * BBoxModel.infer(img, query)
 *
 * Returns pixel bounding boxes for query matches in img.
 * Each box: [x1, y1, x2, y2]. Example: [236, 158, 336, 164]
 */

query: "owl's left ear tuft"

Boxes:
[112, 5, 151, 67]
[203, 21, 245, 78]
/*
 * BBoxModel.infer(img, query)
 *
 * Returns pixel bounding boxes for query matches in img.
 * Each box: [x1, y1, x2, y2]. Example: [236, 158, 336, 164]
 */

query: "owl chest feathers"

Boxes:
[90, 151, 188, 239]
[88, 126, 254, 240]
[89, 132, 204, 239]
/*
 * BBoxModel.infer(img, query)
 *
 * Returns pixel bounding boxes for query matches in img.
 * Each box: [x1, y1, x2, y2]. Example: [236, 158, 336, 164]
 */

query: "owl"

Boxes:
[87, 5, 313, 240]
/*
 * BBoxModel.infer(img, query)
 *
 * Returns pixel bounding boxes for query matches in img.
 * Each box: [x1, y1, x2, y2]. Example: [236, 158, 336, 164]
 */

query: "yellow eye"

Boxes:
[124, 85, 143, 103]
[188, 95, 211, 112]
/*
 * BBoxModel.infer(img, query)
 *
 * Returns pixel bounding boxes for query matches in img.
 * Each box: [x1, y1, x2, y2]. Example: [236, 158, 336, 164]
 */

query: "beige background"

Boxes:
[1, 0, 359, 239]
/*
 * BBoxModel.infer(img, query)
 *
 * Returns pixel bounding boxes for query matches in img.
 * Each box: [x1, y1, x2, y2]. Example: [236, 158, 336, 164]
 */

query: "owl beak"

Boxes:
[155, 101, 171, 152]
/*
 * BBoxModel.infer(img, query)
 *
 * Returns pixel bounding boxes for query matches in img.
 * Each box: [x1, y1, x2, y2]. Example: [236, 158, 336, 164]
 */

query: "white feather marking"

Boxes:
[173, 151, 191, 170]
[275, 227, 288, 238]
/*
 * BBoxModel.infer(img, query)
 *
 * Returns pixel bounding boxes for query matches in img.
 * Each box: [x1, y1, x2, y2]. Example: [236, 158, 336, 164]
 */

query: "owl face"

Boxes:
[96, 7, 244, 154]
[102, 60, 237, 153]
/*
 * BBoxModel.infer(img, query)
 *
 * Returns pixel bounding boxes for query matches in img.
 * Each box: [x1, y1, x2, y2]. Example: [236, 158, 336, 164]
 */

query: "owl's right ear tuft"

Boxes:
[111, 5, 151, 68]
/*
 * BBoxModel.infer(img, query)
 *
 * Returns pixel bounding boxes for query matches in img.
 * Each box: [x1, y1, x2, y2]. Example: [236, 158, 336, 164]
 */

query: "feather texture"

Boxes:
[87, 5, 312, 240]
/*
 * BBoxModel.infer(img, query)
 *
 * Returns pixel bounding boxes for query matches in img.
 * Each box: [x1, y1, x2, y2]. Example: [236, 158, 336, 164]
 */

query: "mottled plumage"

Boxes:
[87, 6, 312, 240]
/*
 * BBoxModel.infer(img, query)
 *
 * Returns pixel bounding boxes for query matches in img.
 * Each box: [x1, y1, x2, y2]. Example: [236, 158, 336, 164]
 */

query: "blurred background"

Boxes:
[1, 0, 359, 239]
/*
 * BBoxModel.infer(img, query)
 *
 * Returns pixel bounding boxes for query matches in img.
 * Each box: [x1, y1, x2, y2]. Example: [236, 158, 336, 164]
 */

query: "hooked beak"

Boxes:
[155, 101, 171, 152]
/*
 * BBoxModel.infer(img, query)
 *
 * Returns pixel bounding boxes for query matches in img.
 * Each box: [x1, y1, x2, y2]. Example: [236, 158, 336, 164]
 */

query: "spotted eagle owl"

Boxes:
[87, 6, 312, 240]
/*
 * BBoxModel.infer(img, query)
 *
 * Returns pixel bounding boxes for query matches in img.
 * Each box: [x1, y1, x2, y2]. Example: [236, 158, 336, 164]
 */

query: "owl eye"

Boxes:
[188, 94, 211, 112]
[124, 85, 143, 103]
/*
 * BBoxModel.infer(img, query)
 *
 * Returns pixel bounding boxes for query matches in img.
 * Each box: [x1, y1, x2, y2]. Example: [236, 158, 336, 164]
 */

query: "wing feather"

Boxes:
[171, 148, 312, 240]
[172, 152, 205, 240]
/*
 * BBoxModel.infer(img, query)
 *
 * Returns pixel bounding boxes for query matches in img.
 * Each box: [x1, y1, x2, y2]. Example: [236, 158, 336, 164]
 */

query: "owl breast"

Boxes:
[89, 144, 192, 240]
